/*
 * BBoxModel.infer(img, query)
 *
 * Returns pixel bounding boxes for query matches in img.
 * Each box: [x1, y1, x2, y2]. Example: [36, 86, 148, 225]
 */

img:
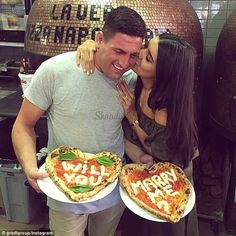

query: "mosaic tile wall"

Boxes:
[189, 0, 236, 58]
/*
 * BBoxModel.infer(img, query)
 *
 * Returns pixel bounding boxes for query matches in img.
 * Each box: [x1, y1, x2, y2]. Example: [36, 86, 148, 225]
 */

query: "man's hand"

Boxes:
[26, 167, 49, 193]
[76, 39, 97, 75]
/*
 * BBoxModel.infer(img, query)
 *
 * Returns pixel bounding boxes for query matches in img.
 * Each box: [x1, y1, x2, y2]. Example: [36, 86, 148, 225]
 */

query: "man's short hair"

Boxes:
[102, 6, 146, 41]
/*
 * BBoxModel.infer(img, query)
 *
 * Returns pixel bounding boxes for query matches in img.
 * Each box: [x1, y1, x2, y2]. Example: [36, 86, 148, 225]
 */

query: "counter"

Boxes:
[0, 91, 23, 117]
[0, 76, 22, 117]
[0, 76, 21, 91]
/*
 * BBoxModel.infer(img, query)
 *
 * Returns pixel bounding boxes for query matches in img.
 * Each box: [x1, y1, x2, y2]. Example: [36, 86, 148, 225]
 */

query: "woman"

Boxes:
[77, 33, 199, 236]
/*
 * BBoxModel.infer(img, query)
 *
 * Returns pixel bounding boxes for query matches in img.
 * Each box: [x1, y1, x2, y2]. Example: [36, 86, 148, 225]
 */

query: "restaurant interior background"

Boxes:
[1, 0, 236, 235]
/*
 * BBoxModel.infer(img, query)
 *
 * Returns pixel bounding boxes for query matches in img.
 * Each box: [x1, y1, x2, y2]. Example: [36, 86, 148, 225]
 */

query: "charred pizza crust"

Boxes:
[45, 146, 122, 202]
[120, 162, 192, 223]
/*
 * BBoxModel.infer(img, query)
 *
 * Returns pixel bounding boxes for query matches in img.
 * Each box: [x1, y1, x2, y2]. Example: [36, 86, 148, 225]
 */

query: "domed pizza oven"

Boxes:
[24, 0, 203, 72]
[209, 9, 236, 141]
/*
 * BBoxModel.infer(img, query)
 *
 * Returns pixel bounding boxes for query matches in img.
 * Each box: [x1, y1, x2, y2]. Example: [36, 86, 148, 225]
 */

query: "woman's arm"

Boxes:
[129, 122, 152, 154]
[118, 79, 152, 154]
[76, 39, 97, 74]
[125, 139, 154, 165]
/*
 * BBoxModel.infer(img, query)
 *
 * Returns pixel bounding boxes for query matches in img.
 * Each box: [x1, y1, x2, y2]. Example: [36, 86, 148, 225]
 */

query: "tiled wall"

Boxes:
[189, 0, 236, 59]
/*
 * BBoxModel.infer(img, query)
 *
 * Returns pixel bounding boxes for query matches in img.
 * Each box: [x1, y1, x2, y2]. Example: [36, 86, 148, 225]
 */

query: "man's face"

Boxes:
[95, 32, 143, 80]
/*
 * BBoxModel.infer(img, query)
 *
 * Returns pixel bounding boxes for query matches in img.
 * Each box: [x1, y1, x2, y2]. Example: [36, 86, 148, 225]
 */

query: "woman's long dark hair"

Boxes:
[135, 33, 198, 168]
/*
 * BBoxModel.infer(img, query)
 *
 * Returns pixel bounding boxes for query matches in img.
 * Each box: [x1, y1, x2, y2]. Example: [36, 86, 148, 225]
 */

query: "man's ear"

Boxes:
[95, 31, 104, 45]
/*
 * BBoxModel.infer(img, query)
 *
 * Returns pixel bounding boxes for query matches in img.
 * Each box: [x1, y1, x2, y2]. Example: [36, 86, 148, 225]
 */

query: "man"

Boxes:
[12, 6, 146, 236]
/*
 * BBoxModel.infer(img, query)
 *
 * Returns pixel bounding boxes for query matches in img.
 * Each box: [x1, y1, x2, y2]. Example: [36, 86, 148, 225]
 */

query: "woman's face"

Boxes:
[132, 38, 159, 80]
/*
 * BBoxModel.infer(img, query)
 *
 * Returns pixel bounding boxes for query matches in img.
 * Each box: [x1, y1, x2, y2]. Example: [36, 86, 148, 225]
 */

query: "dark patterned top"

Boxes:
[122, 103, 193, 181]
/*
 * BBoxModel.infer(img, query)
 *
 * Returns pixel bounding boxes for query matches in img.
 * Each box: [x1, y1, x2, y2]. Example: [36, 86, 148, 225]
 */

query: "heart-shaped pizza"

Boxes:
[45, 146, 122, 202]
[120, 162, 192, 223]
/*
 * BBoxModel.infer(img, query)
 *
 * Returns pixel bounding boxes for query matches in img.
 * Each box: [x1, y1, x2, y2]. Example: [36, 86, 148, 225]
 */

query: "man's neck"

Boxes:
[94, 53, 103, 73]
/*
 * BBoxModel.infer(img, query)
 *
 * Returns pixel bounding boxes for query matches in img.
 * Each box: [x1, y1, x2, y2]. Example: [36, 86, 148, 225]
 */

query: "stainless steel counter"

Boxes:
[0, 90, 23, 117]
[0, 76, 22, 117]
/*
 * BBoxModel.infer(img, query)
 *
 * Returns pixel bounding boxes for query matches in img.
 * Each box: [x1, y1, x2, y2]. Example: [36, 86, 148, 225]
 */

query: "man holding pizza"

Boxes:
[12, 6, 146, 236]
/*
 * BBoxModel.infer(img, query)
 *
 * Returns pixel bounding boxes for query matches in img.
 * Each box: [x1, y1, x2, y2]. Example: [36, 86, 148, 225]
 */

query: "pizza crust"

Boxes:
[120, 162, 192, 223]
[45, 146, 122, 202]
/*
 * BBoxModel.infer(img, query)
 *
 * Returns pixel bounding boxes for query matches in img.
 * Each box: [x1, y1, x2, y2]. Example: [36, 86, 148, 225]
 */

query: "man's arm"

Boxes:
[12, 98, 48, 192]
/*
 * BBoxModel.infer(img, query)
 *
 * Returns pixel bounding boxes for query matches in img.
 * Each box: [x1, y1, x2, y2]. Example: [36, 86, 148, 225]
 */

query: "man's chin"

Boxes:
[110, 71, 125, 80]
[110, 74, 122, 80]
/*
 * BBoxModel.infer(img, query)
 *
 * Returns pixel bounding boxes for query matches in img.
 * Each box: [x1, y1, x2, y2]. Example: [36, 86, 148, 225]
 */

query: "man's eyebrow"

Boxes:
[113, 48, 139, 57]
[113, 48, 126, 54]
[131, 52, 140, 57]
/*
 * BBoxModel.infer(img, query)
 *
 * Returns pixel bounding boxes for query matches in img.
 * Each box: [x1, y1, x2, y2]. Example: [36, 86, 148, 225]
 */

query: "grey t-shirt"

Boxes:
[25, 51, 137, 214]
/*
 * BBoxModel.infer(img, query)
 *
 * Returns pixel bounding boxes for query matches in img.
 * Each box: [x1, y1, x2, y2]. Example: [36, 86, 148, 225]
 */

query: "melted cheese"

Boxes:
[100, 165, 110, 177]
[81, 164, 88, 174]
[62, 161, 74, 171]
[75, 175, 88, 185]
[160, 168, 177, 184]
[131, 181, 147, 195]
[89, 176, 102, 186]
[63, 172, 104, 187]
[169, 168, 177, 181]
[64, 173, 76, 183]
[143, 178, 157, 191]
[163, 184, 178, 196]
[74, 163, 82, 172]
[90, 165, 100, 175]
[61, 161, 110, 177]
[151, 175, 166, 188]
[147, 188, 165, 201]
[157, 200, 170, 214]
[61, 161, 82, 172]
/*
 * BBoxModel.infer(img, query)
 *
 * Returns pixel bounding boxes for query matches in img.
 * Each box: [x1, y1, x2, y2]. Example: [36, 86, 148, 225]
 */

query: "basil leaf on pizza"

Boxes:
[59, 152, 76, 161]
[120, 162, 192, 223]
[96, 156, 114, 166]
[69, 185, 93, 193]
[45, 146, 122, 201]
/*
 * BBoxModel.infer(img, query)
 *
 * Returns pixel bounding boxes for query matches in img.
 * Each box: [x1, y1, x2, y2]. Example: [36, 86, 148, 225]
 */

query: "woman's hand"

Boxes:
[117, 79, 137, 123]
[76, 39, 97, 75]
[139, 154, 154, 165]
[133, 154, 155, 170]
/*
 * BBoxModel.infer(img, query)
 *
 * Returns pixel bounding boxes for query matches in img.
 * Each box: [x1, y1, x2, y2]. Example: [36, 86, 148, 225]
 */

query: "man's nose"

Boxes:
[119, 55, 131, 69]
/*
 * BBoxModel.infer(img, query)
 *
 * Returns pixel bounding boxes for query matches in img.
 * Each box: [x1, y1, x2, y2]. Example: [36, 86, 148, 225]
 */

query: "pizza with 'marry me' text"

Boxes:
[120, 162, 192, 223]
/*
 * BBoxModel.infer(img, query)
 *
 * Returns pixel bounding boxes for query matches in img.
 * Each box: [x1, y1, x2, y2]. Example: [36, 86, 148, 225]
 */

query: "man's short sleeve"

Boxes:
[24, 61, 54, 111]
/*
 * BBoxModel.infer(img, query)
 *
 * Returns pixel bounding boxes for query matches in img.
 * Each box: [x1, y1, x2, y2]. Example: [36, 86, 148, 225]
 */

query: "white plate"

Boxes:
[119, 184, 196, 222]
[37, 163, 118, 203]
